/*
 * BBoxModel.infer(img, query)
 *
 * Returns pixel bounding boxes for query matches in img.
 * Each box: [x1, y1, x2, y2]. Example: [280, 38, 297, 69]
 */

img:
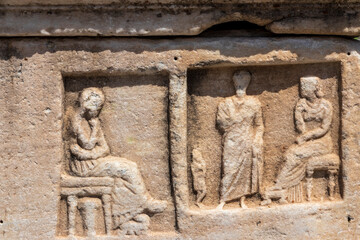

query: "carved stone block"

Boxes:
[1, 29, 360, 239]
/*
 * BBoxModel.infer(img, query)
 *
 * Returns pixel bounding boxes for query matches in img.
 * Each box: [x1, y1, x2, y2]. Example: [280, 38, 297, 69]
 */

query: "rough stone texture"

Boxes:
[0, 35, 360, 239]
[187, 63, 341, 208]
[1, 2, 360, 240]
[268, 17, 360, 36]
[1, 3, 360, 36]
[2, 0, 360, 5]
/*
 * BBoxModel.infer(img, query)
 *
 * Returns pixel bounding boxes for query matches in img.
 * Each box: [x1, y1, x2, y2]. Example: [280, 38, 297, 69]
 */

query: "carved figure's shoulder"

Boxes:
[218, 97, 233, 108]
[246, 96, 262, 109]
[320, 98, 332, 109]
[296, 98, 307, 108]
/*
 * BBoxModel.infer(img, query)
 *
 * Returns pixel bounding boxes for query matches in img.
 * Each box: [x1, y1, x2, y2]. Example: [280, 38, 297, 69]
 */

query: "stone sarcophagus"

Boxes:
[1, 1, 360, 239]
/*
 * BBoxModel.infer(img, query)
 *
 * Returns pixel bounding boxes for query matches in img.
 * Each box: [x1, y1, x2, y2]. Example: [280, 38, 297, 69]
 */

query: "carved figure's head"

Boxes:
[300, 76, 324, 100]
[79, 87, 105, 119]
[233, 71, 251, 97]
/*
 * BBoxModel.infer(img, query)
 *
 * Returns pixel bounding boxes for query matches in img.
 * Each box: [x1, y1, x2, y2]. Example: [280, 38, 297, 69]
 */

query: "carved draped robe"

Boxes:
[68, 112, 151, 227]
[217, 95, 263, 202]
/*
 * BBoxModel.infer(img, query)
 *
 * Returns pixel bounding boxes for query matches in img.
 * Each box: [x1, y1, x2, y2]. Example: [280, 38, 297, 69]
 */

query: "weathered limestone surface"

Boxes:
[1, 2, 360, 36]
[1, 35, 360, 239]
[1, 1, 360, 239]
[2, 0, 360, 5]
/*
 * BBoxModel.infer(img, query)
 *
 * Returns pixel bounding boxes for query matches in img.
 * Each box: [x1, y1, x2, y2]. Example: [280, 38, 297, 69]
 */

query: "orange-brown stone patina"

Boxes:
[1, 2, 360, 240]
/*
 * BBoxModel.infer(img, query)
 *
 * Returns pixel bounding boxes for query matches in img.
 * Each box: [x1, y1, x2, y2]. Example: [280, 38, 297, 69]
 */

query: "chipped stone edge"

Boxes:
[1, 4, 360, 37]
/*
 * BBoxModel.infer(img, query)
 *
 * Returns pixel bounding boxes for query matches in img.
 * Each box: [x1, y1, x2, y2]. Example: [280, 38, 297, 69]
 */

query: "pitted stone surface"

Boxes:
[0, 36, 360, 239]
[1, 2, 360, 36]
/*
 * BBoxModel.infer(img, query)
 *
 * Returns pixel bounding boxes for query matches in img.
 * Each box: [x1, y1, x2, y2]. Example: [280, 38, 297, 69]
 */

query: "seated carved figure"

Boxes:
[262, 76, 336, 205]
[67, 87, 167, 235]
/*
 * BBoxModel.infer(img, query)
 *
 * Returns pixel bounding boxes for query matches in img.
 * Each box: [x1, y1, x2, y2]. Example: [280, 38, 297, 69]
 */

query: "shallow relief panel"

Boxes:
[187, 63, 342, 210]
[56, 73, 175, 237]
[2, 36, 360, 239]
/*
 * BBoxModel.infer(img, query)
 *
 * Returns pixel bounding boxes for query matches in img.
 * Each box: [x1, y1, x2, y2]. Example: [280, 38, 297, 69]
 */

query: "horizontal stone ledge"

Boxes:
[1, 3, 360, 37]
[268, 16, 360, 36]
[2, 0, 360, 6]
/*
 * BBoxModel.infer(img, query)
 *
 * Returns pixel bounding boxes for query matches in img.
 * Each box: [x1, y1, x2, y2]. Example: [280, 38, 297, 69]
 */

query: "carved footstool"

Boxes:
[60, 175, 115, 237]
[306, 154, 340, 201]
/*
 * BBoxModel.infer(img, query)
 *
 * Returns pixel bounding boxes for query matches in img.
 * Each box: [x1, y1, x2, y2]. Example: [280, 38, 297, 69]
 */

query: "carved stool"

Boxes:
[60, 175, 115, 237]
[306, 154, 340, 201]
[78, 198, 101, 237]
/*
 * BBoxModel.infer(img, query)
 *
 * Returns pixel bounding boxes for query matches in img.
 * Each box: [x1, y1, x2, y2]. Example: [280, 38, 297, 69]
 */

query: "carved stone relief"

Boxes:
[191, 148, 207, 208]
[216, 71, 264, 210]
[57, 74, 173, 237]
[262, 76, 340, 205]
[4, 31, 360, 239]
[55, 63, 343, 239]
[187, 63, 341, 209]
[3, 35, 360, 239]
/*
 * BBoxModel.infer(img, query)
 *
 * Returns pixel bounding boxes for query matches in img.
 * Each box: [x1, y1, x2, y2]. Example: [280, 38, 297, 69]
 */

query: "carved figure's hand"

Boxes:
[70, 144, 81, 156]
[88, 118, 100, 128]
[88, 118, 101, 140]
[295, 135, 306, 145]
[252, 144, 262, 160]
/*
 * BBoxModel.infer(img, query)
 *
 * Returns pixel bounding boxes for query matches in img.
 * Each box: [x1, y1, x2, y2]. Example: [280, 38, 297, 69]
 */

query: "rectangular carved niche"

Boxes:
[187, 62, 342, 209]
[57, 72, 175, 237]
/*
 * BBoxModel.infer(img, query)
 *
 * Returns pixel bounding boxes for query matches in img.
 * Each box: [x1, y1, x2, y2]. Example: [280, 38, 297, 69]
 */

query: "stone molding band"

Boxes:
[1, 3, 360, 37]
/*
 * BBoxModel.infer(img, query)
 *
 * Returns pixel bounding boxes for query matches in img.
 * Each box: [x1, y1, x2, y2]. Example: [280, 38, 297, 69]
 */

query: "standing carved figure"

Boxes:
[216, 71, 264, 209]
[67, 87, 167, 235]
[262, 76, 334, 205]
[191, 148, 207, 208]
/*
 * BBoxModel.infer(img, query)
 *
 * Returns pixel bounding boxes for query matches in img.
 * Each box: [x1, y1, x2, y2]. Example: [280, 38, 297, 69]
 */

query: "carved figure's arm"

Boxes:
[70, 125, 110, 160]
[216, 100, 232, 133]
[295, 100, 306, 134]
[70, 143, 110, 160]
[71, 114, 99, 150]
[299, 100, 333, 143]
[70, 111, 110, 160]
[251, 102, 264, 193]
[253, 103, 264, 158]
[96, 127, 110, 155]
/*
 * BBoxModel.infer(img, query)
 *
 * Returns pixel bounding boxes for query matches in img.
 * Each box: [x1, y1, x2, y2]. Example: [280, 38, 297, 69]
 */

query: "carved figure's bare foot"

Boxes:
[145, 198, 167, 213]
[260, 199, 272, 206]
[196, 191, 207, 204]
[279, 198, 288, 204]
[261, 187, 288, 206]
[240, 196, 248, 209]
[260, 190, 272, 206]
[240, 203, 248, 209]
[216, 201, 225, 210]
[120, 214, 150, 236]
